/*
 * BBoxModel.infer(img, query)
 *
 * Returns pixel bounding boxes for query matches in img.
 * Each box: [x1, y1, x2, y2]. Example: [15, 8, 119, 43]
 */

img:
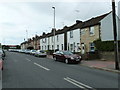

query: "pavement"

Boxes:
[47, 55, 120, 74]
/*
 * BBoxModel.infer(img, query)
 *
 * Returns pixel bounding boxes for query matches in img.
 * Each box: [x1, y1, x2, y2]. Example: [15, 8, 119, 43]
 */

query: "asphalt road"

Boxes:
[2, 51, 119, 89]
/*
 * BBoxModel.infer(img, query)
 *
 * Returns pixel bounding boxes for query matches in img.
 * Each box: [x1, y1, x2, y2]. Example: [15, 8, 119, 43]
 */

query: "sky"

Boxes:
[0, 0, 120, 45]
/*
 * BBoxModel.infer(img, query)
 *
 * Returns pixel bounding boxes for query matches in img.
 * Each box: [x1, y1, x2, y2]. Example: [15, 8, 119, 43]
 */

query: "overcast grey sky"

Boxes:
[0, 0, 120, 45]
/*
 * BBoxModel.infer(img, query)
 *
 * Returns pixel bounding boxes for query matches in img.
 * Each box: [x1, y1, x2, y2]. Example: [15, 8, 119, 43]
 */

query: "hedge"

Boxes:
[93, 39, 120, 51]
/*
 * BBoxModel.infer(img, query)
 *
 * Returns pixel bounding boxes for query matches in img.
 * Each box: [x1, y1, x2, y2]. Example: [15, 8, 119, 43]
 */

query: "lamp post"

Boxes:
[112, 0, 119, 70]
[52, 6, 56, 53]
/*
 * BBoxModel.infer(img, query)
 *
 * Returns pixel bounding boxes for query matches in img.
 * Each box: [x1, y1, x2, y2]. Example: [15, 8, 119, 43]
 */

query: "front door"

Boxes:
[81, 43, 85, 54]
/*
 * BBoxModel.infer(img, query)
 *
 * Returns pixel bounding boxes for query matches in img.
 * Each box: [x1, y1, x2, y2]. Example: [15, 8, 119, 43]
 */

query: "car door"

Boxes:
[59, 51, 64, 62]
[55, 51, 60, 60]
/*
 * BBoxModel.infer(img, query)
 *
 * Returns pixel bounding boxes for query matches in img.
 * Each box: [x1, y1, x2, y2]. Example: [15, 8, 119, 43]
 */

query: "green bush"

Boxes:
[93, 39, 120, 51]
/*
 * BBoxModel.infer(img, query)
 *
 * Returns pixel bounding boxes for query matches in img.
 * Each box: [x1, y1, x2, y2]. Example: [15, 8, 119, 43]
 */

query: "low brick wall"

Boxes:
[99, 51, 120, 61]
[81, 52, 100, 60]
[82, 51, 120, 61]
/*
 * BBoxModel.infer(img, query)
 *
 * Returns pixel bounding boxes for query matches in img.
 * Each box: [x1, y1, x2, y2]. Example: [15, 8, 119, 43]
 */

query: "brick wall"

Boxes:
[99, 51, 120, 61]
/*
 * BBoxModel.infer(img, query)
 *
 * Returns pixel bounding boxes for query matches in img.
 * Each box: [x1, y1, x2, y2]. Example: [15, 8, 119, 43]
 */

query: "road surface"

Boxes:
[2, 51, 119, 89]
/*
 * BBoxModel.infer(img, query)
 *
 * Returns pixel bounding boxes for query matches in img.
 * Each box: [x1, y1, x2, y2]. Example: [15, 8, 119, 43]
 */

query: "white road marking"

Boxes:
[26, 58, 31, 61]
[34, 62, 50, 71]
[64, 78, 85, 89]
[64, 77, 96, 90]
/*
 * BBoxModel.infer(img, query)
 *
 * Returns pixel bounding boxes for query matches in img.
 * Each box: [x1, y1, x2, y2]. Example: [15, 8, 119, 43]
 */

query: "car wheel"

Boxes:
[53, 57, 57, 61]
[65, 59, 69, 64]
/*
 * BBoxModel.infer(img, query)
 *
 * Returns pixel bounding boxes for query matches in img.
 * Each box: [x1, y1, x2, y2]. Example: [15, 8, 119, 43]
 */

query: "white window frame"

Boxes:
[57, 35, 59, 42]
[89, 43, 95, 52]
[57, 45, 59, 50]
[70, 31, 73, 38]
[81, 29, 85, 35]
[89, 27, 95, 36]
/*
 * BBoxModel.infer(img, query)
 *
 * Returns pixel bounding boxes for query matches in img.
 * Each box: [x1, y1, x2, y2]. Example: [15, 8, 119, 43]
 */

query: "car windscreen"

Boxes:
[32, 50, 36, 52]
[40, 50, 45, 53]
[63, 51, 73, 55]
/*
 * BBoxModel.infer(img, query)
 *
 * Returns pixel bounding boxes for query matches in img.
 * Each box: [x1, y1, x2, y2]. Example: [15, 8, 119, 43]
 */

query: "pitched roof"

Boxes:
[81, 12, 111, 28]
[20, 12, 111, 45]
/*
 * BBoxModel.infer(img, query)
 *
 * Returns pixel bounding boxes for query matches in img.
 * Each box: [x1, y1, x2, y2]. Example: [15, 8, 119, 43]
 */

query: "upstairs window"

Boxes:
[81, 29, 85, 35]
[57, 35, 59, 42]
[70, 31, 73, 38]
[89, 27, 95, 36]
[42, 38, 46, 43]
[61, 44, 63, 50]
[57, 45, 59, 50]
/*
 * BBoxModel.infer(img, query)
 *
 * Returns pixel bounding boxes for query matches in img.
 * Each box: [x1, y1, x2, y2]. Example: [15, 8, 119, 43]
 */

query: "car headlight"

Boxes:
[79, 56, 81, 59]
[70, 57, 74, 60]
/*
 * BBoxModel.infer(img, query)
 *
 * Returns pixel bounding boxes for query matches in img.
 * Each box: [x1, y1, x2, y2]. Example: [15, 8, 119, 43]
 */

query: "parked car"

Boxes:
[30, 50, 37, 55]
[35, 50, 47, 57]
[53, 50, 82, 64]
[24, 49, 31, 54]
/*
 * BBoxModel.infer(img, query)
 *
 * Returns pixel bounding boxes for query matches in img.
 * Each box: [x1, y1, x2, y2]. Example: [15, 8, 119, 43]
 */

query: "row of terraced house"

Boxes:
[21, 12, 120, 56]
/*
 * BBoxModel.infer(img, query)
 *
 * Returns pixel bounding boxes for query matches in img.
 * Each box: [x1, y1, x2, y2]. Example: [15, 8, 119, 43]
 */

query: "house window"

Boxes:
[45, 46, 46, 50]
[70, 44, 73, 52]
[52, 45, 54, 50]
[42, 38, 46, 43]
[45, 38, 46, 43]
[57, 45, 59, 50]
[77, 43, 80, 51]
[89, 43, 95, 52]
[70, 31, 73, 38]
[57, 35, 59, 42]
[68, 43, 69, 50]
[42, 46, 43, 50]
[48, 45, 49, 50]
[61, 44, 63, 50]
[89, 27, 95, 36]
[81, 29, 85, 35]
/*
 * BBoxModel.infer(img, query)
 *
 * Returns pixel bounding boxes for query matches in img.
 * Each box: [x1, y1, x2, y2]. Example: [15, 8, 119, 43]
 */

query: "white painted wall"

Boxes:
[40, 33, 64, 51]
[67, 29, 81, 52]
[55, 34, 64, 50]
[49, 36, 54, 50]
[40, 38, 48, 50]
[101, 12, 120, 41]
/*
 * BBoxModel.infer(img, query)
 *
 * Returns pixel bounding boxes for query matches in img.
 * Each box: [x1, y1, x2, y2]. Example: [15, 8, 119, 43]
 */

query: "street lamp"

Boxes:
[112, 0, 119, 70]
[52, 6, 56, 53]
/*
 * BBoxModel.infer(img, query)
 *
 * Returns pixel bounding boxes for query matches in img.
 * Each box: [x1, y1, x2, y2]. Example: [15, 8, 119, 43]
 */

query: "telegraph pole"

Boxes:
[52, 6, 56, 53]
[112, 0, 119, 70]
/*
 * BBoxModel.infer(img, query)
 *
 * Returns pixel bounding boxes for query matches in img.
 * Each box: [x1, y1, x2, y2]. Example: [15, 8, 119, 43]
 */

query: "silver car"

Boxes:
[35, 50, 47, 57]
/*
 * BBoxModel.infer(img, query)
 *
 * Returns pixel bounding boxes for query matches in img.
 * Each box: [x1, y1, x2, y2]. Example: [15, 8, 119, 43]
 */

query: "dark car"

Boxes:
[53, 51, 82, 64]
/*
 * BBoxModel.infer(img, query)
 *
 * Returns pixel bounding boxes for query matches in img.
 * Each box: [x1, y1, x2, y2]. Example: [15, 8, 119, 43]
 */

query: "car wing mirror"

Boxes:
[60, 53, 64, 56]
